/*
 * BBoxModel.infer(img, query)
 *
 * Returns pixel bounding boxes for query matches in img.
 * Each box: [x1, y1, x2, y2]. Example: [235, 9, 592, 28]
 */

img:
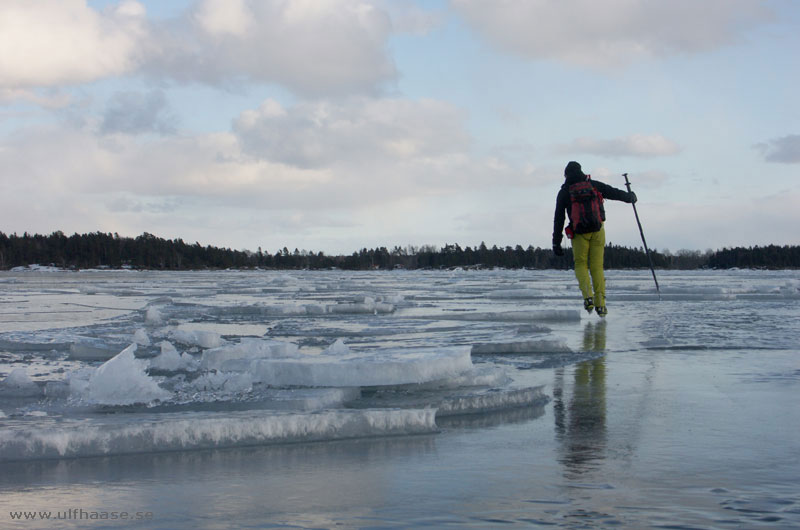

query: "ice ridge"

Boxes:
[0, 409, 438, 462]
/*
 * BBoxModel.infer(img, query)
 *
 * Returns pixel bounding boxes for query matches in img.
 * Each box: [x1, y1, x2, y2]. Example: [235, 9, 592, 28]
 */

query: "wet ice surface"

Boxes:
[0, 268, 798, 528]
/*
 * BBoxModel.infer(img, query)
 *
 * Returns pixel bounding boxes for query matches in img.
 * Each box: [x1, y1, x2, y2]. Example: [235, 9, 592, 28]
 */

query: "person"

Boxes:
[552, 161, 636, 317]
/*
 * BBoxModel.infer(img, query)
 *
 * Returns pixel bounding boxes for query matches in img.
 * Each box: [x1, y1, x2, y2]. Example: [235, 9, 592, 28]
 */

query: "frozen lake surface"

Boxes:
[0, 268, 798, 528]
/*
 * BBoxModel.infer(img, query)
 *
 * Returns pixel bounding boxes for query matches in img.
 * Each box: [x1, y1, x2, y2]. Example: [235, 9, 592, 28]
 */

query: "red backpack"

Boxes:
[567, 177, 604, 237]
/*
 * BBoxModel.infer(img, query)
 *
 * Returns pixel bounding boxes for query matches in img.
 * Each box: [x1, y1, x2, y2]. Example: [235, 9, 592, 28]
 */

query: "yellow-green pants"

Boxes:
[571, 225, 606, 307]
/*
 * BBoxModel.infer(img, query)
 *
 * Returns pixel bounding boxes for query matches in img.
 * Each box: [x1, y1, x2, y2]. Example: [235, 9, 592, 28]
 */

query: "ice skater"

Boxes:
[552, 161, 636, 316]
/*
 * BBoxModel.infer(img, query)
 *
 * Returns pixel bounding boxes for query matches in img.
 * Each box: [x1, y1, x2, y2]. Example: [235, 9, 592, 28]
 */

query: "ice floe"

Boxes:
[200, 338, 301, 371]
[149, 341, 199, 372]
[0, 408, 438, 461]
[85, 345, 171, 406]
[247, 346, 474, 388]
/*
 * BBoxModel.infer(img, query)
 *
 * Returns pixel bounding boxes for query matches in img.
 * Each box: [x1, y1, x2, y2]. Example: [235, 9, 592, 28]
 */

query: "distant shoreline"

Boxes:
[2, 231, 798, 271]
[5, 264, 798, 273]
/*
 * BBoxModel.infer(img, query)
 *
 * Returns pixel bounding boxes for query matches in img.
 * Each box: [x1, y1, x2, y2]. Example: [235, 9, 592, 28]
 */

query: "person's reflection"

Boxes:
[553, 320, 607, 479]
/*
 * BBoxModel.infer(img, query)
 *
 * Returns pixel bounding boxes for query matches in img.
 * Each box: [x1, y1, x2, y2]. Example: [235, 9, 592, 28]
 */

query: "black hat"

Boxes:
[564, 161, 583, 180]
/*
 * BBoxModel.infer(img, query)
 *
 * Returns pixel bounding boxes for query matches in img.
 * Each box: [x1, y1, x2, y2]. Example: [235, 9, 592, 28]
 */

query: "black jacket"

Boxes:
[552, 175, 633, 246]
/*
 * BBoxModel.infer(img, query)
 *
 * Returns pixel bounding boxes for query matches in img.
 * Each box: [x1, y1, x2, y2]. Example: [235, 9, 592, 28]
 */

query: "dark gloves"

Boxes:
[553, 243, 564, 257]
[628, 191, 637, 204]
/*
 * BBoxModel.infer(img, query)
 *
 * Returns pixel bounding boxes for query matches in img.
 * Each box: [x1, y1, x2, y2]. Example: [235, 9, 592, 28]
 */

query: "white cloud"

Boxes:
[559, 134, 681, 158]
[147, 0, 398, 96]
[1, 97, 478, 209]
[2, 113, 794, 253]
[232, 96, 547, 202]
[450, 0, 773, 69]
[755, 134, 800, 163]
[233, 97, 470, 169]
[0, 123, 343, 243]
[103, 134, 338, 203]
[193, 0, 253, 37]
[0, 0, 147, 87]
[0, 93, 537, 251]
[0, 0, 416, 97]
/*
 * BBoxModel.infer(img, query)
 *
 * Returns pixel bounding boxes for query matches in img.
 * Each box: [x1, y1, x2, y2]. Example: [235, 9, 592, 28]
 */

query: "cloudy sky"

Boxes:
[1, 0, 798, 255]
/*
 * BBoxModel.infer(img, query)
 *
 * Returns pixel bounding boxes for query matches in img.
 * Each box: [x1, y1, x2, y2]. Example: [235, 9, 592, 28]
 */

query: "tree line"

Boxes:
[0, 231, 797, 270]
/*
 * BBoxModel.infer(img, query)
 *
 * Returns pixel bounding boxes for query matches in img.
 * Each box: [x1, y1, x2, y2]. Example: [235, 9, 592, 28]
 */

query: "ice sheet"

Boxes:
[247, 346, 474, 387]
[0, 408, 437, 461]
[0, 268, 798, 528]
[1, 268, 798, 464]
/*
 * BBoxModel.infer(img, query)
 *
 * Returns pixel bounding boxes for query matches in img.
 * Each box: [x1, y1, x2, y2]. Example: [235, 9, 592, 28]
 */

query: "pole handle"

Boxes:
[622, 172, 632, 193]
